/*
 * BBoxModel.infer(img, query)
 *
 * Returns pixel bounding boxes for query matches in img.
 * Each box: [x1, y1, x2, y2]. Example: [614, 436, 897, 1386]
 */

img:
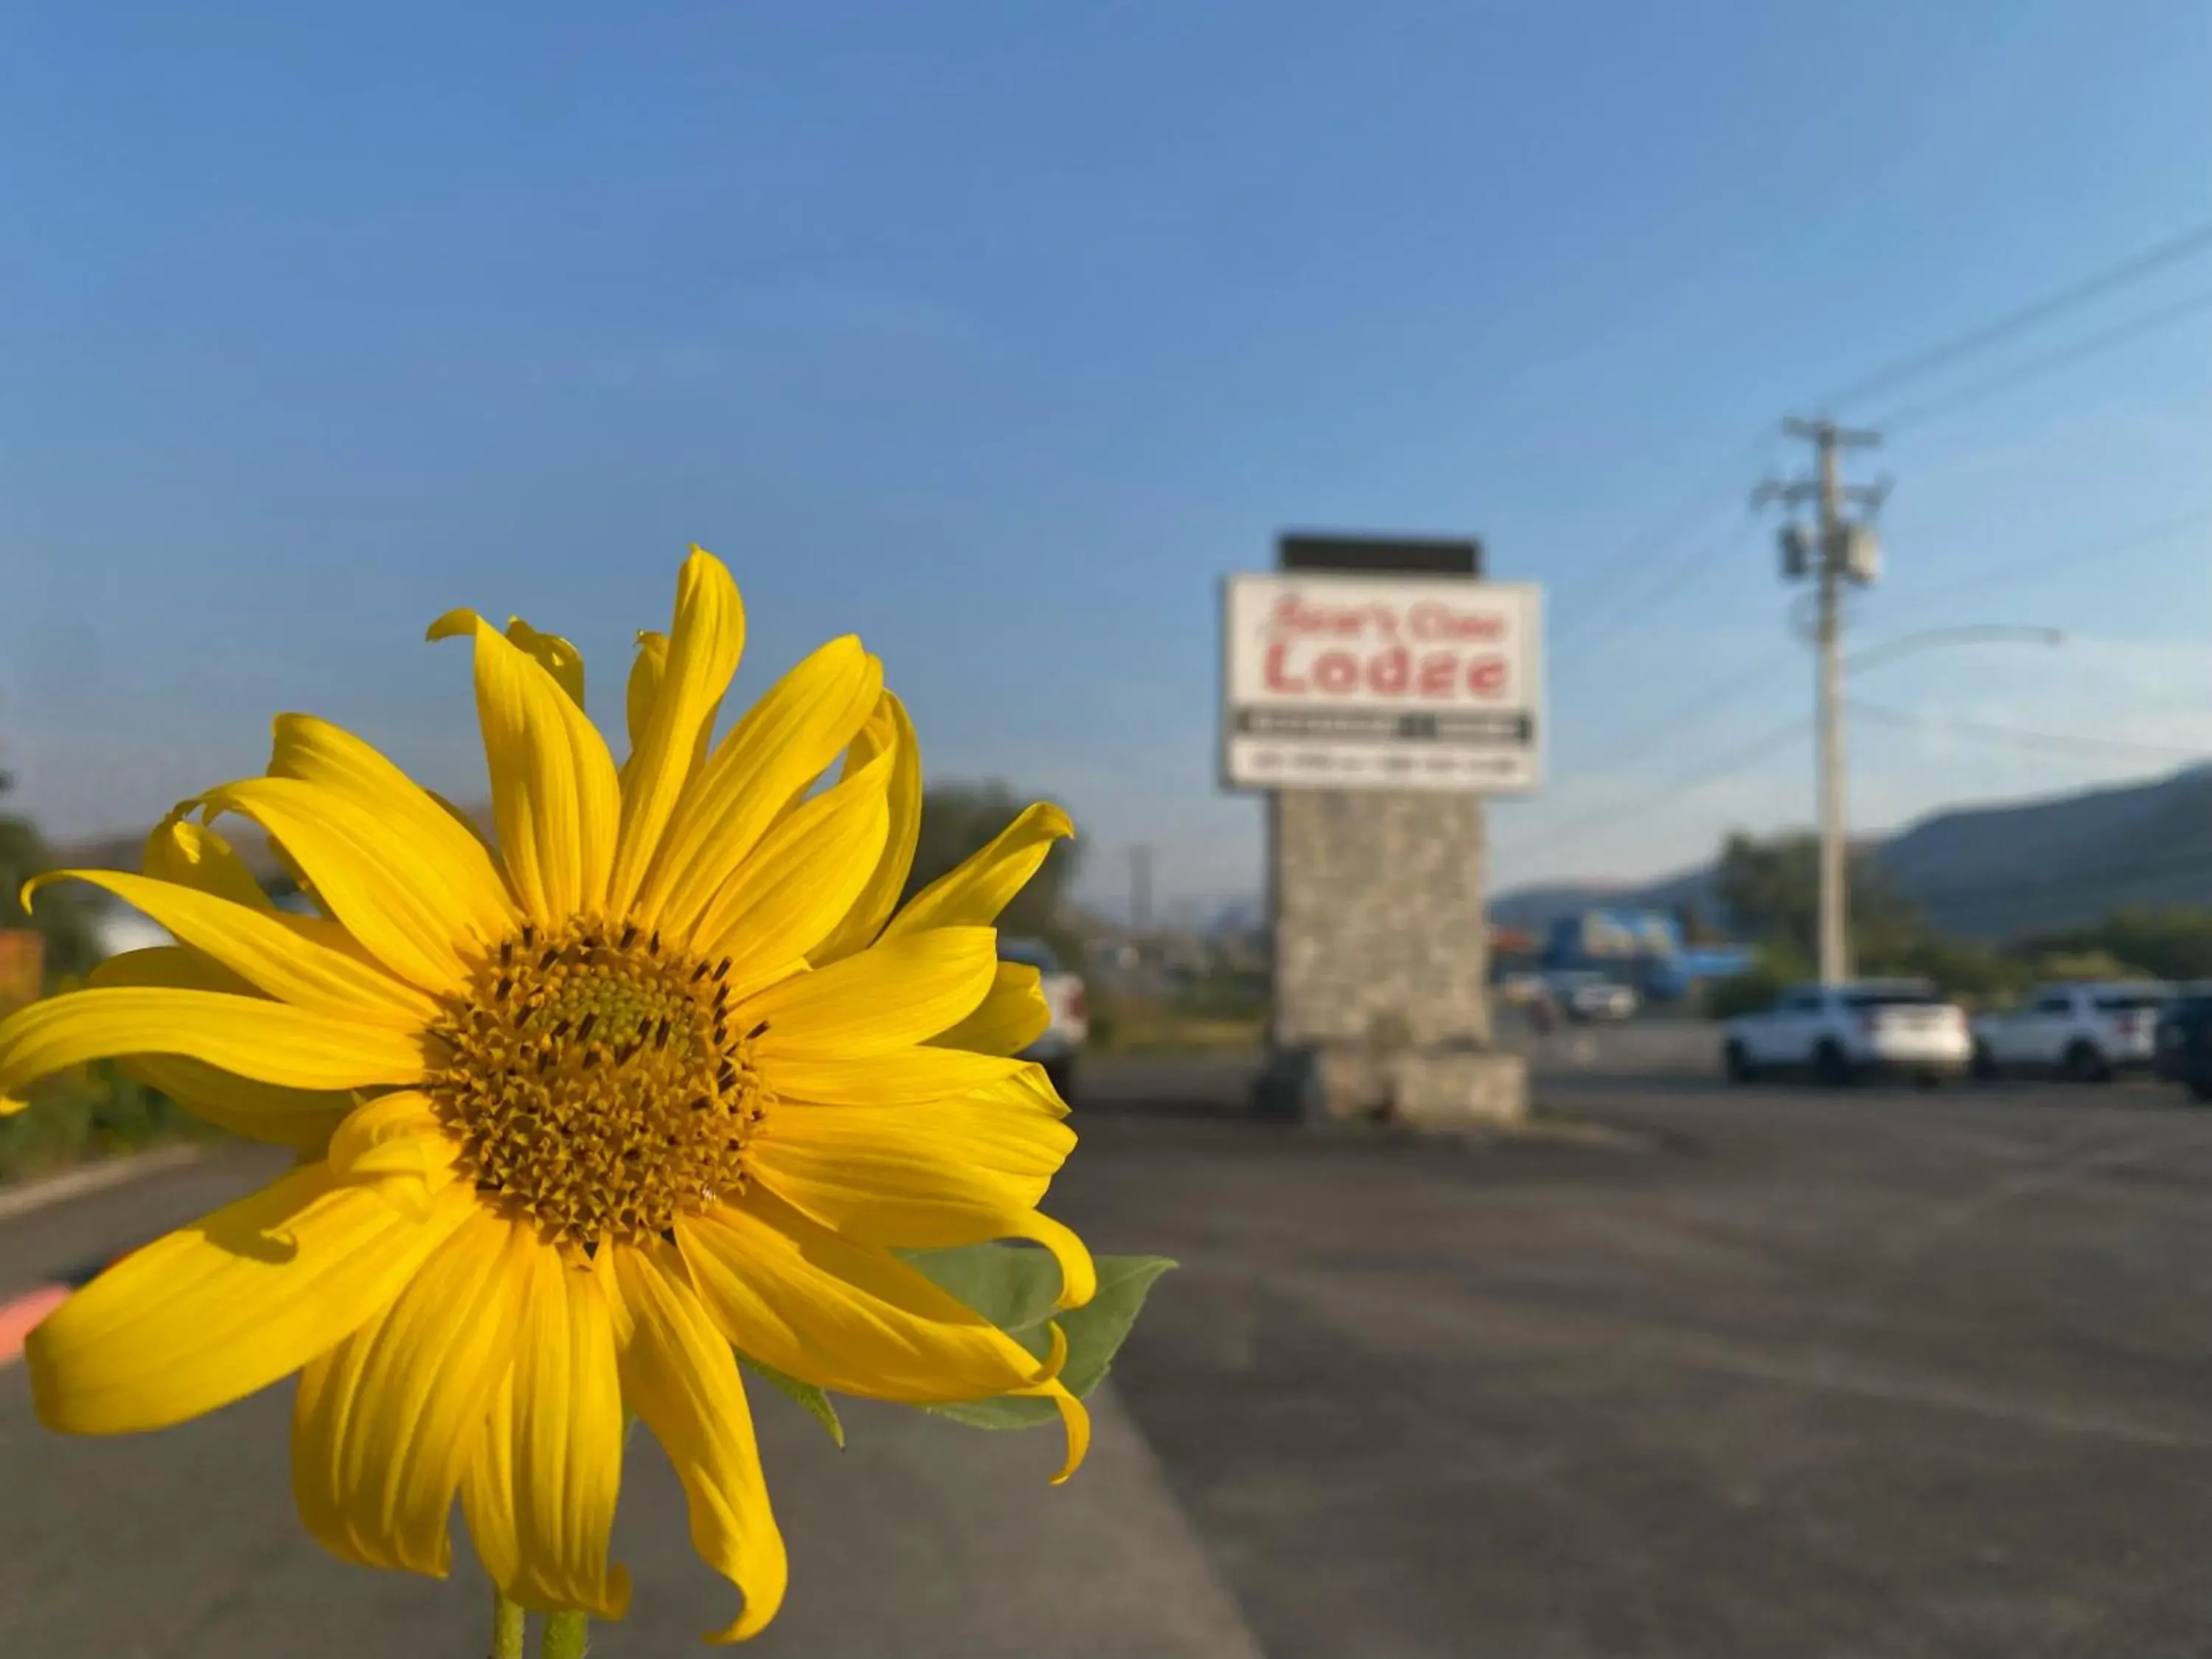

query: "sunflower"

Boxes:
[0, 549, 1093, 1642]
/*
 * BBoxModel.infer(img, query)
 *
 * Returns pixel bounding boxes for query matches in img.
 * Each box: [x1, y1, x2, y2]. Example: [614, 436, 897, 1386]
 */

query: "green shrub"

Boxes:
[0, 1064, 215, 1183]
[1705, 945, 1810, 1021]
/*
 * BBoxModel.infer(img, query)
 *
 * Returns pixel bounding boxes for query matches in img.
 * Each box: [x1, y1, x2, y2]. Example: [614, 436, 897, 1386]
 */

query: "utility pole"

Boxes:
[1756, 419, 1887, 986]
[1129, 844, 1155, 933]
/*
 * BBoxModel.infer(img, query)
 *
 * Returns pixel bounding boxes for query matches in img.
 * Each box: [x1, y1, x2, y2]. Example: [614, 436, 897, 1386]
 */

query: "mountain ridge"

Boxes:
[1495, 761, 2212, 941]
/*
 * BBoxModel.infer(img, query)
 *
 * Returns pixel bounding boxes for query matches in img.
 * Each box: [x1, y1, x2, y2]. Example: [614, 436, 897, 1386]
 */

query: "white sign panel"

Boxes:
[1220, 571, 1544, 793]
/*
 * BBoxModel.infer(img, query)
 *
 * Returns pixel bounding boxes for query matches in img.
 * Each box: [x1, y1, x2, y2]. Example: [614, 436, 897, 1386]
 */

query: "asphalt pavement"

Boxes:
[9, 1052, 2212, 1657]
[1056, 1054, 2212, 1659]
[0, 1133, 1262, 1658]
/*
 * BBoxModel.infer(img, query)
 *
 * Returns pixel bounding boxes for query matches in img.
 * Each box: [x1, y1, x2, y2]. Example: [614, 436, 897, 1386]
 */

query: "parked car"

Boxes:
[998, 937, 1088, 1100]
[2152, 987, 2212, 1101]
[1971, 981, 2170, 1082]
[1723, 979, 1972, 1086]
[1542, 970, 1638, 1023]
[1494, 971, 1550, 1007]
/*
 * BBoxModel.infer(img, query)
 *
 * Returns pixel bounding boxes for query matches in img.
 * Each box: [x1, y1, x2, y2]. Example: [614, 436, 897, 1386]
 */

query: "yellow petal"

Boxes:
[504, 616, 586, 707]
[639, 636, 880, 940]
[142, 813, 272, 911]
[622, 627, 723, 796]
[626, 630, 669, 754]
[463, 1366, 522, 1593]
[763, 1096, 1073, 1197]
[266, 712, 518, 943]
[808, 692, 921, 964]
[26, 1163, 469, 1435]
[882, 802, 1074, 939]
[743, 926, 998, 1060]
[1006, 1345, 1091, 1484]
[931, 961, 1051, 1056]
[607, 1239, 786, 1643]
[325, 1090, 459, 1183]
[766, 1046, 1029, 1107]
[119, 1056, 354, 1149]
[0, 987, 431, 1108]
[29, 869, 438, 1028]
[203, 775, 491, 995]
[967, 1059, 1073, 1119]
[292, 1207, 531, 1576]
[87, 947, 357, 1148]
[676, 1185, 1066, 1402]
[461, 1245, 631, 1618]
[752, 1104, 1094, 1310]
[429, 611, 619, 924]
[692, 751, 892, 987]
[609, 549, 746, 917]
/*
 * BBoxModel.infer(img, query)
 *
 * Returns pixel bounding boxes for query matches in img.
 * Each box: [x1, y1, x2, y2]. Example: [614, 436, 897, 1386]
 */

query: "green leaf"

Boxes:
[899, 1240, 1065, 1345]
[902, 1246, 1176, 1431]
[737, 1348, 845, 1449]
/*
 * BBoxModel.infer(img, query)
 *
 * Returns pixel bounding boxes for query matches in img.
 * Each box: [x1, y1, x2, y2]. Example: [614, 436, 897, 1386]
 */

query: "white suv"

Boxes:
[1970, 982, 2169, 1082]
[1725, 980, 1972, 1086]
[999, 937, 1089, 1101]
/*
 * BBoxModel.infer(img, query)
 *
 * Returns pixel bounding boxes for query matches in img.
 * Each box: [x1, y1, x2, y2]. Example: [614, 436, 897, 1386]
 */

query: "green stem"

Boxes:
[541, 1610, 591, 1659]
[490, 1590, 528, 1659]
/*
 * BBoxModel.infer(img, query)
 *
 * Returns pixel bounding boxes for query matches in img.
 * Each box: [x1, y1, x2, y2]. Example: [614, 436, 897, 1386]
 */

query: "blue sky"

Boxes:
[3, 2, 2207, 916]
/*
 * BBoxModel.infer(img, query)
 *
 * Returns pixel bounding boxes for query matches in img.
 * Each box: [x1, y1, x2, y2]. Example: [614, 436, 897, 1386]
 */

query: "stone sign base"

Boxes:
[1257, 1044, 1528, 1130]
[1391, 1049, 1528, 1130]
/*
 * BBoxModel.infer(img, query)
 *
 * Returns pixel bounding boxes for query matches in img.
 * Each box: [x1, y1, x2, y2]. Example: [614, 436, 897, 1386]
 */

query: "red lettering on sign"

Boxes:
[1267, 594, 1402, 639]
[1417, 652, 1458, 696]
[1263, 641, 1306, 692]
[1466, 656, 1508, 697]
[1368, 645, 1409, 695]
[1411, 602, 1506, 642]
[1312, 652, 1359, 695]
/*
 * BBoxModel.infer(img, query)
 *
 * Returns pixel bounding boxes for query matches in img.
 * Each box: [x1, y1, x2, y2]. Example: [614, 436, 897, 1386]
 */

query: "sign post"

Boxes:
[1223, 535, 1541, 1127]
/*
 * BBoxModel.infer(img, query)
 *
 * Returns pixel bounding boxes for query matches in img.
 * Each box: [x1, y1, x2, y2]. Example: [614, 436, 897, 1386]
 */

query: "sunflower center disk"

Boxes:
[428, 918, 771, 1246]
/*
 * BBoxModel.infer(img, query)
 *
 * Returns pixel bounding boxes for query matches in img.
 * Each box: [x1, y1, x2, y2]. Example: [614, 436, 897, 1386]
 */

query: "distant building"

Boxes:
[1538, 908, 1752, 1003]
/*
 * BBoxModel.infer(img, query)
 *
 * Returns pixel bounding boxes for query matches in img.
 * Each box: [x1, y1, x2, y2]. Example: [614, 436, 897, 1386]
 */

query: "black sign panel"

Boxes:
[1278, 532, 1483, 577]
[1231, 706, 1535, 744]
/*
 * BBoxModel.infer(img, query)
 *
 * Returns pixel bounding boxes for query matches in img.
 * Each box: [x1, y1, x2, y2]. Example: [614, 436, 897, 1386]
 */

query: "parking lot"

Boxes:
[7, 1054, 2212, 1657]
[1061, 1054, 2212, 1658]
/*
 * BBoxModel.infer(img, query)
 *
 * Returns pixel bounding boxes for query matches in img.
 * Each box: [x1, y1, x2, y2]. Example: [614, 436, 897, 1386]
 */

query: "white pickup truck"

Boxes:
[1724, 980, 1972, 1087]
[999, 937, 1089, 1101]
[1969, 981, 2169, 1082]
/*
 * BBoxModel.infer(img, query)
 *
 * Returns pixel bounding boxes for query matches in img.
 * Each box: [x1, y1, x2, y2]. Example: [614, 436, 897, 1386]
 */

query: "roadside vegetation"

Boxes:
[1089, 957, 1267, 1054]
[1705, 830, 2212, 1016]
[0, 799, 223, 1182]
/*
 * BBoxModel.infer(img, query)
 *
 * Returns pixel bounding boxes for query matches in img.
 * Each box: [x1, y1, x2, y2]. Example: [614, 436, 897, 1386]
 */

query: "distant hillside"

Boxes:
[1497, 762, 2212, 943]
[1885, 765, 2212, 938]
[1485, 883, 1632, 933]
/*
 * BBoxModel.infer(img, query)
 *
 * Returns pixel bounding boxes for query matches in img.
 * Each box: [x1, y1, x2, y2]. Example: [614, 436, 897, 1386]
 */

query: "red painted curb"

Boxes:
[0, 1284, 70, 1366]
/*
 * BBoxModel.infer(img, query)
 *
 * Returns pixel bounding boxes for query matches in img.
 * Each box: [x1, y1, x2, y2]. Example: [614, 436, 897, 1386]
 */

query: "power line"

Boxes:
[1500, 717, 1810, 861]
[1568, 641, 1804, 780]
[1823, 218, 2212, 409]
[1851, 699, 2208, 763]
[1551, 224, 2212, 679]
[1877, 285, 2212, 434]
[1546, 433, 1771, 662]
[1882, 504, 2212, 613]
[1552, 513, 1767, 674]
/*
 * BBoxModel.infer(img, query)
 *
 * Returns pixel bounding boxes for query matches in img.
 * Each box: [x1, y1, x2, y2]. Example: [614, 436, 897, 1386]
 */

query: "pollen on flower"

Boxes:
[426, 917, 773, 1246]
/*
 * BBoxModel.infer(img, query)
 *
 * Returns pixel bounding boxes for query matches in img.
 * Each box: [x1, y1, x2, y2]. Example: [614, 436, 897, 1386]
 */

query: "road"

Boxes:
[0, 1127, 1262, 1658]
[1057, 1057, 2212, 1659]
[7, 1056, 2212, 1656]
